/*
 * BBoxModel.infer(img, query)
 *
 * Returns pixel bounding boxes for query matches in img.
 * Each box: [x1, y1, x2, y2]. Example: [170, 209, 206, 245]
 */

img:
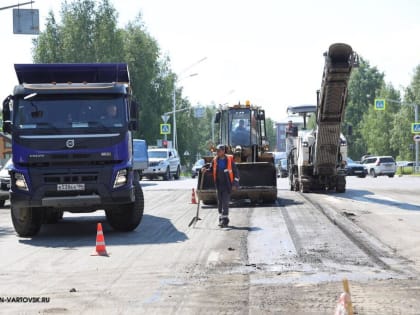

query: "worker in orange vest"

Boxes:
[202, 144, 240, 227]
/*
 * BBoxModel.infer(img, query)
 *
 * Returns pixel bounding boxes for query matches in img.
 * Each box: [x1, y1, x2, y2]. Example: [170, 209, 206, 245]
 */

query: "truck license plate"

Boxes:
[57, 184, 85, 191]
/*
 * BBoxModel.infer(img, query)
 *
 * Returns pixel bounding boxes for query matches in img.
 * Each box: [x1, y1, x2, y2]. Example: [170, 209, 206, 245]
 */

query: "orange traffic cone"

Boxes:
[91, 223, 109, 256]
[191, 188, 197, 204]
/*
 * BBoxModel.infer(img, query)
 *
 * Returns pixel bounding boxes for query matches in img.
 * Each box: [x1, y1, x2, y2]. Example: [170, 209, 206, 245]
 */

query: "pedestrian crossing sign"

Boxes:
[160, 123, 171, 135]
[412, 123, 420, 134]
[374, 98, 386, 111]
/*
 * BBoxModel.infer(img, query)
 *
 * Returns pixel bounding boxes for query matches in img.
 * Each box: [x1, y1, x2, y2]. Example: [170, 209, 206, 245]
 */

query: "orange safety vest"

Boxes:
[213, 155, 234, 183]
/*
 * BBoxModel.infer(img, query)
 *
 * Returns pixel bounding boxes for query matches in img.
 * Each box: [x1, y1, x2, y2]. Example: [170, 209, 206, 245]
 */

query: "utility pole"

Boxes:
[415, 104, 419, 172]
[173, 57, 207, 151]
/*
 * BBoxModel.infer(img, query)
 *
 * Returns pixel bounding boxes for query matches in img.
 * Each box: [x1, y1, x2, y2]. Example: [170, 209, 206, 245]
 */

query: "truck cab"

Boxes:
[3, 63, 144, 236]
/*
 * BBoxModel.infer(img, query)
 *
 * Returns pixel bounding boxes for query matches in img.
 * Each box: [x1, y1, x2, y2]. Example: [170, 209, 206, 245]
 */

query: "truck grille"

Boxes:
[149, 162, 159, 167]
[43, 172, 99, 184]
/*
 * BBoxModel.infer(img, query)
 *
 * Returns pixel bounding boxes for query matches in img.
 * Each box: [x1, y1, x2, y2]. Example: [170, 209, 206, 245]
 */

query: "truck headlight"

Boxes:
[15, 172, 29, 191]
[113, 169, 128, 188]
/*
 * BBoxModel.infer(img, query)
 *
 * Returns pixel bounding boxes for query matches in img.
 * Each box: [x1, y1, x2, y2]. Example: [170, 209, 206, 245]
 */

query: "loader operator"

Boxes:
[202, 144, 240, 227]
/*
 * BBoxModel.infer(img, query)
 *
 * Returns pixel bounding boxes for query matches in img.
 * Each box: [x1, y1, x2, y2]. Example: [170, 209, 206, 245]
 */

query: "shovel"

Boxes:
[188, 170, 205, 227]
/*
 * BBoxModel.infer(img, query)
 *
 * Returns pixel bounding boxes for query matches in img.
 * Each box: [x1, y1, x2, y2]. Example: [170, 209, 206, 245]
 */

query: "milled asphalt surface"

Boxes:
[0, 175, 419, 314]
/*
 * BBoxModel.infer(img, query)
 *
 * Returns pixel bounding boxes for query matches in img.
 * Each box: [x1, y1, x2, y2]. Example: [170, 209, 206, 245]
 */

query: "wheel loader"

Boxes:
[197, 101, 277, 204]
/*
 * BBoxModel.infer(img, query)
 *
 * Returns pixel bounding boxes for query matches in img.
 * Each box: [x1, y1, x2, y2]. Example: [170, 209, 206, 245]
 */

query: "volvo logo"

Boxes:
[66, 139, 75, 149]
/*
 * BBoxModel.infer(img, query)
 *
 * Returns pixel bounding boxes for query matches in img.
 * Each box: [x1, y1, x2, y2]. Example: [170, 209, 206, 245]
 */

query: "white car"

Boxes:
[143, 148, 181, 180]
[0, 158, 12, 207]
[361, 156, 396, 178]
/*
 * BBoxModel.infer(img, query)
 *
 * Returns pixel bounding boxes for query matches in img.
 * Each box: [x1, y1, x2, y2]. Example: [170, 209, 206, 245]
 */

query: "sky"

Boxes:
[1, 0, 420, 121]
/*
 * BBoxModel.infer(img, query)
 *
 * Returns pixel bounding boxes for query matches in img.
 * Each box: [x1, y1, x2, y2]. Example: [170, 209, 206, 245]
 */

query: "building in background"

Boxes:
[275, 116, 304, 152]
[0, 133, 12, 164]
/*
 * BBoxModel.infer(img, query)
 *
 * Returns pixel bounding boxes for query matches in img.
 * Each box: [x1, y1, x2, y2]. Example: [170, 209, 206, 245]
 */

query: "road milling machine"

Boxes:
[288, 43, 358, 193]
[197, 101, 277, 204]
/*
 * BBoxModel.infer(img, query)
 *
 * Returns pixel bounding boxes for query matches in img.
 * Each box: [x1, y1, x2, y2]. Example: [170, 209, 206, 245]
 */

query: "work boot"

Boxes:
[218, 215, 223, 227]
[221, 217, 229, 228]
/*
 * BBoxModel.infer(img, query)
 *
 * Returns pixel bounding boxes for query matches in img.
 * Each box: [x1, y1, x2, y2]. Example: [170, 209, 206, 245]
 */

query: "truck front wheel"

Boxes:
[11, 206, 43, 237]
[106, 183, 144, 231]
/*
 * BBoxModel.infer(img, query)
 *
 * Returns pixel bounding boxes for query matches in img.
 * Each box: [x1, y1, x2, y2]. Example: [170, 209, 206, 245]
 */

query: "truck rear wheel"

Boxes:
[11, 206, 43, 237]
[106, 182, 144, 231]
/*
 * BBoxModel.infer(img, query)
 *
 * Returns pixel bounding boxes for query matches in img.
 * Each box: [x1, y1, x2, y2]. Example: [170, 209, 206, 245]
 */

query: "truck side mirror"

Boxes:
[292, 126, 298, 137]
[214, 112, 221, 123]
[2, 95, 13, 134]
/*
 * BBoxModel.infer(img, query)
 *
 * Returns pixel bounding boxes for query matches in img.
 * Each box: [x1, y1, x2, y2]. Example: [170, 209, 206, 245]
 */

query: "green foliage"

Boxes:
[32, 0, 227, 165]
[265, 118, 276, 151]
[360, 83, 400, 157]
[345, 58, 385, 159]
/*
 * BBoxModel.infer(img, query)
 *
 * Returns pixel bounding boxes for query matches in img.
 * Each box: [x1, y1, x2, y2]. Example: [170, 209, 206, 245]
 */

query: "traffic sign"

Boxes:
[374, 98, 386, 111]
[413, 135, 420, 142]
[161, 114, 170, 123]
[13, 9, 39, 35]
[412, 123, 420, 134]
[160, 123, 171, 135]
[194, 107, 205, 118]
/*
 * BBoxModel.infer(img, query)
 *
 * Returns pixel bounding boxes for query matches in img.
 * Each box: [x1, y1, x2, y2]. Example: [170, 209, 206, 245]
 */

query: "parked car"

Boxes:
[133, 139, 149, 180]
[277, 158, 288, 178]
[143, 148, 181, 180]
[361, 156, 396, 177]
[191, 159, 205, 178]
[345, 157, 367, 178]
[0, 158, 12, 207]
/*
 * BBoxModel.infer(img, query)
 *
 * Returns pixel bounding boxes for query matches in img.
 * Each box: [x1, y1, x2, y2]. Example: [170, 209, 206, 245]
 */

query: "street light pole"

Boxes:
[172, 57, 207, 151]
[416, 104, 419, 172]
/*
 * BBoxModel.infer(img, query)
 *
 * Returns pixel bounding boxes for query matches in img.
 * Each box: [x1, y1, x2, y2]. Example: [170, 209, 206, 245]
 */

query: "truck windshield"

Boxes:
[14, 94, 126, 131]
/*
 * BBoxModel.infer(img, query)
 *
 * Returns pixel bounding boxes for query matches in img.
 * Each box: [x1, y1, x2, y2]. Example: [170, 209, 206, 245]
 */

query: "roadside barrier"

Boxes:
[91, 223, 109, 256]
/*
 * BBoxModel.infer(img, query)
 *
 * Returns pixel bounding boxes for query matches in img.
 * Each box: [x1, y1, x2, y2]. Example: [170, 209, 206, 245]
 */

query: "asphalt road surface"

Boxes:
[1, 175, 420, 314]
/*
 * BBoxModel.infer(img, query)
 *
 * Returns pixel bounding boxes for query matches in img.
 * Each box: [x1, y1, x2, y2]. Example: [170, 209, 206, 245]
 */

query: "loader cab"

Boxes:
[216, 104, 267, 149]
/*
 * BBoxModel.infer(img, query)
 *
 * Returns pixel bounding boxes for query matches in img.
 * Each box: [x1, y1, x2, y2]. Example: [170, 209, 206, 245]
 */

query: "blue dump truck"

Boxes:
[2, 63, 144, 236]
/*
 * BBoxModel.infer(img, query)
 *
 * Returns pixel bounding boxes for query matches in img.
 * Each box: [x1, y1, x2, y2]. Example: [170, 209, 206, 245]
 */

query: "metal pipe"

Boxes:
[0, 1, 34, 11]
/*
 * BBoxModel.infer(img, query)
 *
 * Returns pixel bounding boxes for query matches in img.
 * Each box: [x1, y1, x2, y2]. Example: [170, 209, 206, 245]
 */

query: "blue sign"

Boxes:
[160, 123, 171, 135]
[374, 98, 386, 111]
[412, 123, 420, 134]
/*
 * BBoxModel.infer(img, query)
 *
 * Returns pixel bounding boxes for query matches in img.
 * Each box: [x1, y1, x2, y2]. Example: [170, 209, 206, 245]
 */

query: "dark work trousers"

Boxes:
[217, 188, 231, 217]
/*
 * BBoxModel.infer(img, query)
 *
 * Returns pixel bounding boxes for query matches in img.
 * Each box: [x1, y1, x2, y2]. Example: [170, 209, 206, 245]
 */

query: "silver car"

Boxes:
[143, 148, 181, 180]
[361, 156, 396, 178]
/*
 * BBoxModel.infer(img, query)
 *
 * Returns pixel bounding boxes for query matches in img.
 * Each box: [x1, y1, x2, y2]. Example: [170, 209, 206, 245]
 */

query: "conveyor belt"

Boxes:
[313, 43, 357, 176]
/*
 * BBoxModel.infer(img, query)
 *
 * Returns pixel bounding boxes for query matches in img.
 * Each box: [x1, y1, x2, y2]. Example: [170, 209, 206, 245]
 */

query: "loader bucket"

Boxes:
[197, 162, 277, 204]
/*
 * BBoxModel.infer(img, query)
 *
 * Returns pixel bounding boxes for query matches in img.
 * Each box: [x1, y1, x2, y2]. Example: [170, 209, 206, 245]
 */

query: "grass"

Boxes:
[395, 167, 420, 176]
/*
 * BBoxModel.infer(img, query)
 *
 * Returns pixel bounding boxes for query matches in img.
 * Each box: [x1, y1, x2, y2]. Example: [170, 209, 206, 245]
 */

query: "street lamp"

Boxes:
[173, 57, 207, 150]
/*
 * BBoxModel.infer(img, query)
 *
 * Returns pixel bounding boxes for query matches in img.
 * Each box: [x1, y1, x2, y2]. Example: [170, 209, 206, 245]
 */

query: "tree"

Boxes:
[360, 83, 400, 157]
[345, 58, 385, 159]
[392, 65, 420, 161]
[265, 118, 276, 151]
[32, 0, 174, 146]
